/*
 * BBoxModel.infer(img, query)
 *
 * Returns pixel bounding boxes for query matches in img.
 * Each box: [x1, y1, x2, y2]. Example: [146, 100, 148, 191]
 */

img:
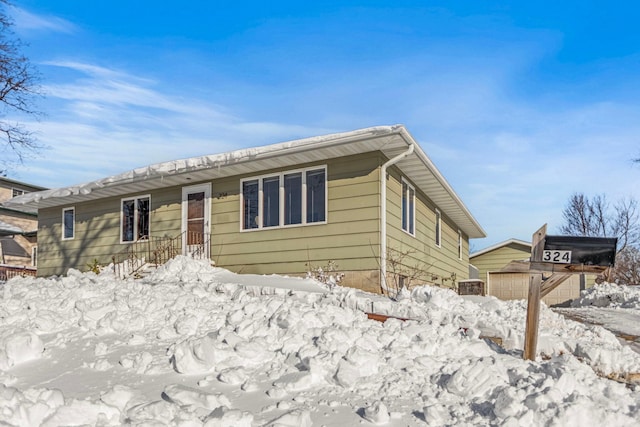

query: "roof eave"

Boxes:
[6, 124, 486, 238]
[470, 238, 532, 258]
[394, 127, 486, 239]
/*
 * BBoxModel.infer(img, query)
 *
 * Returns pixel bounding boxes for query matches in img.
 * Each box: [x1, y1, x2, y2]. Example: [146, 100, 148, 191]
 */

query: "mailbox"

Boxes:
[543, 235, 617, 266]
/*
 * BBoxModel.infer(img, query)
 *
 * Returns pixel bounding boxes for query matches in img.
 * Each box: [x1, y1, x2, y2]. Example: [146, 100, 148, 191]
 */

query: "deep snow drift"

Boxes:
[1, 257, 639, 426]
[571, 282, 640, 309]
[555, 283, 640, 354]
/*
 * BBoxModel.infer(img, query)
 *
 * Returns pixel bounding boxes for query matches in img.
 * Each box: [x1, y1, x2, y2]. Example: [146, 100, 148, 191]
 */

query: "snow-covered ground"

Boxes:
[555, 283, 640, 356]
[1, 257, 640, 426]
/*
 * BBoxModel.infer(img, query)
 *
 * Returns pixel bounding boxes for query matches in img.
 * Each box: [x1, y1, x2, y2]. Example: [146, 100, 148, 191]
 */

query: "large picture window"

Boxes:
[263, 176, 280, 227]
[241, 166, 327, 230]
[242, 180, 259, 229]
[307, 169, 326, 223]
[62, 207, 75, 240]
[121, 196, 150, 242]
[284, 172, 302, 225]
[401, 178, 415, 235]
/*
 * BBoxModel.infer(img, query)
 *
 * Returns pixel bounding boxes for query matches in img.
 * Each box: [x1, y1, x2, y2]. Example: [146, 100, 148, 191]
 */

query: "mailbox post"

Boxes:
[523, 224, 617, 361]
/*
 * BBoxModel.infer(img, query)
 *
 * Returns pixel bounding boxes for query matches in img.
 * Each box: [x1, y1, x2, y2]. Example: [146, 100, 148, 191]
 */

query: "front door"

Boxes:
[181, 183, 211, 258]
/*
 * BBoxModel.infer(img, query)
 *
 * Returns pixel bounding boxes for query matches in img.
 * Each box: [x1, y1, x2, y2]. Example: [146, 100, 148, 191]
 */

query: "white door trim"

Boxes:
[181, 183, 212, 257]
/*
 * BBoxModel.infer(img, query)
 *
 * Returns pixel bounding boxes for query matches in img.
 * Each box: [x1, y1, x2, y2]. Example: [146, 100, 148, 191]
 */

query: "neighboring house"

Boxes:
[6, 125, 486, 294]
[470, 238, 587, 306]
[0, 177, 47, 279]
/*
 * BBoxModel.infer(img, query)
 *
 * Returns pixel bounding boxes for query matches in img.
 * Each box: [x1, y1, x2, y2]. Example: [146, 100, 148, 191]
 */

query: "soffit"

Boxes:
[7, 125, 486, 238]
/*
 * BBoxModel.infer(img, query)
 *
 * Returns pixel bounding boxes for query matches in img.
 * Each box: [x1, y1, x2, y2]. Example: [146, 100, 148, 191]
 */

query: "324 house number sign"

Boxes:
[542, 250, 572, 264]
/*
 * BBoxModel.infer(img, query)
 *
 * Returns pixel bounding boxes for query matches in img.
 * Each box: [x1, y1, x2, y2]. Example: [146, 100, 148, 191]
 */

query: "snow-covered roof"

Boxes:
[5, 124, 486, 238]
[470, 238, 531, 258]
[0, 220, 25, 236]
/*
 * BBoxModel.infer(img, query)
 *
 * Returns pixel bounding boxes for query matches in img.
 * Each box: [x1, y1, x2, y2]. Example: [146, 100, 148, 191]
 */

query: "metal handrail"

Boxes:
[112, 231, 211, 278]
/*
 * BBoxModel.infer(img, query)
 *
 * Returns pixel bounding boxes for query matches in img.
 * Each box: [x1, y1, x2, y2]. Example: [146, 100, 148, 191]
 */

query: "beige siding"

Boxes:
[0, 204, 39, 267]
[0, 187, 12, 203]
[384, 167, 470, 291]
[473, 243, 596, 303]
[36, 151, 475, 296]
[487, 272, 581, 306]
[37, 188, 183, 276]
[37, 153, 383, 284]
[471, 243, 531, 283]
[0, 178, 45, 203]
[210, 153, 382, 281]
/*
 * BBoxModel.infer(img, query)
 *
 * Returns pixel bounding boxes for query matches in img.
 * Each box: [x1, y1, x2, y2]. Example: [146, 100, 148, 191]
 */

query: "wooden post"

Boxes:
[523, 273, 542, 360]
[523, 224, 617, 361]
[523, 224, 546, 361]
[540, 273, 571, 298]
[530, 223, 547, 263]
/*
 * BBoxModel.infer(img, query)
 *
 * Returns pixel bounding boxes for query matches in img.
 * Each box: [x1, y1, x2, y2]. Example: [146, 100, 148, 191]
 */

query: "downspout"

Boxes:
[380, 142, 415, 295]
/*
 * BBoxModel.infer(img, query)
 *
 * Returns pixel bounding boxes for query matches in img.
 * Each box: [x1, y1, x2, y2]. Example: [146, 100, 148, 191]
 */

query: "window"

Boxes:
[32, 246, 37, 267]
[458, 230, 463, 259]
[62, 207, 75, 240]
[12, 188, 25, 198]
[284, 173, 302, 225]
[435, 209, 442, 247]
[121, 196, 150, 242]
[307, 169, 326, 223]
[242, 180, 259, 229]
[401, 178, 415, 235]
[263, 176, 280, 227]
[241, 166, 327, 230]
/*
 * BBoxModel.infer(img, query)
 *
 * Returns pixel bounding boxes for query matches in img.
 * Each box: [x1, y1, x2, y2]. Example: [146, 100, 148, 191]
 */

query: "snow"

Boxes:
[555, 283, 640, 355]
[570, 282, 640, 309]
[1, 256, 639, 426]
[0, 220, 26, 234]
[4, 125, 400, 210]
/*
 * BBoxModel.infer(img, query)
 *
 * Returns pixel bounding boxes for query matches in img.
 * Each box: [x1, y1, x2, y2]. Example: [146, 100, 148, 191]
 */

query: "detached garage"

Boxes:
[487, 270, 585, 307]
[470, 239, 588, 307]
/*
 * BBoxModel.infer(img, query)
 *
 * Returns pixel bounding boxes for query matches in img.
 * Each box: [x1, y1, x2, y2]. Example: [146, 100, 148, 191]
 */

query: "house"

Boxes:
[5, 125, 486, 294]
[470, 238, 588, 306]
[0, 177, 47, 280]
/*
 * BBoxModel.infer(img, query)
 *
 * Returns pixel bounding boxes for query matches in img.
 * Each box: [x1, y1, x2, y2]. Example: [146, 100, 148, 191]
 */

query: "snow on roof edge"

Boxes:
[5, 125, 403, 210]
[400, 127, 486, 238]
[0, 219, 25, 235]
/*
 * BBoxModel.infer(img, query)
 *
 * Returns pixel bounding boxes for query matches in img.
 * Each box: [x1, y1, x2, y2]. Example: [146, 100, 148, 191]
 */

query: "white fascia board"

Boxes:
[5, 125, 402, 211]
[4, 124, 486, 239]
[470, 238, 532, 259]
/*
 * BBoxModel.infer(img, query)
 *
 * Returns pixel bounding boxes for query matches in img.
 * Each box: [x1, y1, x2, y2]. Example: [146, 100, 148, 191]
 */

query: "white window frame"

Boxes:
[401, 178, 416, 236]
[12, 188, 25, 198]
[120, 195, 151, 244]
[240, 165, 328, 231]
[62, 207, 75, 240]
[458, 230, 463, 260]
[181, 183, 212, 257]
[435, 208, 442, 248]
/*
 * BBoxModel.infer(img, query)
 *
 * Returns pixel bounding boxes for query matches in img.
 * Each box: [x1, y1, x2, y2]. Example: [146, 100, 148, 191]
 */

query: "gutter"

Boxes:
[380, 142, 415, 295]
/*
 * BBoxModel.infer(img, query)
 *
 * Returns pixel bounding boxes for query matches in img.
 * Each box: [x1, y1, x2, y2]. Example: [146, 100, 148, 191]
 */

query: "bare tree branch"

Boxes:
[560, 192, 640, 284]
[0, 0, 43, 172]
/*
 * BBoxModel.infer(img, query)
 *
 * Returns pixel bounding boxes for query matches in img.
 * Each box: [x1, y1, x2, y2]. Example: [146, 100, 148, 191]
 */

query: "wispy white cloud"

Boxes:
[12, 61, 329, 187]
[10, 6, 77, 34]
[8, 4, 640, 249]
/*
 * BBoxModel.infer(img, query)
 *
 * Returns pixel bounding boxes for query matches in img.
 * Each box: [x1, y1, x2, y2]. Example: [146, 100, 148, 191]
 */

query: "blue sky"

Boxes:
[5, 1, 640, 250]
